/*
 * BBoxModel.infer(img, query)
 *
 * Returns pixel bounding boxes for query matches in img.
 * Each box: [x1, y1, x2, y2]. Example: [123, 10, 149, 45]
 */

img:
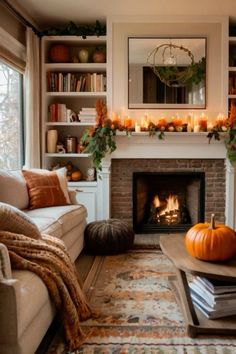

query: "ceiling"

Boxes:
[9, 0, 236, 30]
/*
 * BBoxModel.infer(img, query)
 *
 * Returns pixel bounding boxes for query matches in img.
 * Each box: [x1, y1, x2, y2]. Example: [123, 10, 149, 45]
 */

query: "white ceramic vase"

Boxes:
[47, 129, 58, 153]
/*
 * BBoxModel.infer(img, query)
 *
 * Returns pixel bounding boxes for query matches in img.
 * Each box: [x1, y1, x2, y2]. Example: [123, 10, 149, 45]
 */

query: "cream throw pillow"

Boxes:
[0, 169, 29, 210]
[0, 202, 41, 239]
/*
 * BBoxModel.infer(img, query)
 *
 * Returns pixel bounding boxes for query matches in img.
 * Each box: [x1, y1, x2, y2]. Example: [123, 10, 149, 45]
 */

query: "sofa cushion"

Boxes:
[25, 204, 87, 238]
[0, 169, 29, 210]
[22, 168, 71, 210]
[0, 202, 41, 239]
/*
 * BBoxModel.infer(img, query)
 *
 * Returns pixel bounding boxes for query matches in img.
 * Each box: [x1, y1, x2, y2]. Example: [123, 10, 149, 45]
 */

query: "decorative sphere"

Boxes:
[49, 44, 70, 63]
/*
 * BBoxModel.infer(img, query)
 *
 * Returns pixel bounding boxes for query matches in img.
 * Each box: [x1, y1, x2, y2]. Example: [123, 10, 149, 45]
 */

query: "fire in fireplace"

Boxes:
[133, 172, 205, 233]
[149, 193, 191, 225]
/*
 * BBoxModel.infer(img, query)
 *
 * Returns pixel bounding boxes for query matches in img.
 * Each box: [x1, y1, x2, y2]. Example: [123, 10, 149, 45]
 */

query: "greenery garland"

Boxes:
[39, 21, 106, 38]
[81, 100, 236, 172]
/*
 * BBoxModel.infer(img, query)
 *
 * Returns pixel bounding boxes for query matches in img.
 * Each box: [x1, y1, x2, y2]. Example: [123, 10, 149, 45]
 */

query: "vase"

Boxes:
[47, 130, 58, 153]
[92, 50, 106, 63]
[78, 49, 89, 63]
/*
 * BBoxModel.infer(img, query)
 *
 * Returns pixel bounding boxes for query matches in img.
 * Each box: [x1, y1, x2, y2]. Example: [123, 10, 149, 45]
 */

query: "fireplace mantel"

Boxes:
[112, 132, 226, 159]
[98, 132, 236, 230]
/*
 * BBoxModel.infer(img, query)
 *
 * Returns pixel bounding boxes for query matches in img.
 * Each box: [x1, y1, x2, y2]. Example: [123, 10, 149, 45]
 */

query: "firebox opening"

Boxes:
[133, 172, 205, 233]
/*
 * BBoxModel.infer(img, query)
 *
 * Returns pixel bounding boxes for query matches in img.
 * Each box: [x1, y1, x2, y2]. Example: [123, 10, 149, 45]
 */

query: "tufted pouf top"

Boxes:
[84, 219, 135, 255]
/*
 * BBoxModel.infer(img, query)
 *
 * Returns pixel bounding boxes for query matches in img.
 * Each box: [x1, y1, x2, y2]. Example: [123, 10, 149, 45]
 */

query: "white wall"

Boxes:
[107, 16, 228, 120]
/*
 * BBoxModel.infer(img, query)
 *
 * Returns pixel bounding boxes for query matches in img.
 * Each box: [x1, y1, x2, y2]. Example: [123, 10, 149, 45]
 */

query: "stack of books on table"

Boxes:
[78, 108, 96, 124]
[189, 276, 236, 319]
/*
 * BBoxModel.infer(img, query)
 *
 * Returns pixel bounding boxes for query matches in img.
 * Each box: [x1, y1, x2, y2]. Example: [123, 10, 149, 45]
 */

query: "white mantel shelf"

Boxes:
[112, 132, 226, 159]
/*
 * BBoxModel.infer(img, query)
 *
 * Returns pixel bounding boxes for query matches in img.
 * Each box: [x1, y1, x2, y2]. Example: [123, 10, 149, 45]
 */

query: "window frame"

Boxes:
[0, 60, 25, 169]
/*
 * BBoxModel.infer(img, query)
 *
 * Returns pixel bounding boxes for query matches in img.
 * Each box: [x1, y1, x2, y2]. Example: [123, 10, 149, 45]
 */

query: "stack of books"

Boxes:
[78, 108, 96, 124]
[189, 276, 236, 319]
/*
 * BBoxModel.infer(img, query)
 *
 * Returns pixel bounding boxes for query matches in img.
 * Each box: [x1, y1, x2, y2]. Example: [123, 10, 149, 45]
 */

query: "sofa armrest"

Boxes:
[68, 190, 79, 205]
[0, 243, 12, 280]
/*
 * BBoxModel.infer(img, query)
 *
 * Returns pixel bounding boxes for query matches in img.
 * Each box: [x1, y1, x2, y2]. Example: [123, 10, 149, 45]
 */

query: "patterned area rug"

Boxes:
[46, 250, 236, 353]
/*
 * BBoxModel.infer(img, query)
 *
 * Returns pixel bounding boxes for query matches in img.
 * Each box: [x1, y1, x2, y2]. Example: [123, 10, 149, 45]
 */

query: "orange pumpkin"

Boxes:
[71, 170, 82, 181]
[185, 214, 236, 261]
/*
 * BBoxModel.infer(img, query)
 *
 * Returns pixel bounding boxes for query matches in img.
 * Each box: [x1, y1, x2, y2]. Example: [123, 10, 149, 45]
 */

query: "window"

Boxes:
[0, 61, 24, 169]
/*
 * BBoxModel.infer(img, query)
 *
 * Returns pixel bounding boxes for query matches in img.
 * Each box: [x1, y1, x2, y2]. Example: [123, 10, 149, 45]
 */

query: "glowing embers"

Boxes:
[149, 193, 190, 225]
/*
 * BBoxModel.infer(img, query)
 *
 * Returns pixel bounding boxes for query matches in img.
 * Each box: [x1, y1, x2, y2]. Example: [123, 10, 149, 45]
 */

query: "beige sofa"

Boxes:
[0, 169, 87, 354]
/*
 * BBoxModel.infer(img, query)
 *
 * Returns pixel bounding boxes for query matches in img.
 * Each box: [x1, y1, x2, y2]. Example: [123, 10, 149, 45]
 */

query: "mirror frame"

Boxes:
[128, 36, 207, 110]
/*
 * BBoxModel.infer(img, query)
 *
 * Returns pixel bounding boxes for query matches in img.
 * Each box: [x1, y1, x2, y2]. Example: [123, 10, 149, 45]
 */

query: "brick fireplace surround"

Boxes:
[111, 158, 225, 226]
[98, 133, 236, 229]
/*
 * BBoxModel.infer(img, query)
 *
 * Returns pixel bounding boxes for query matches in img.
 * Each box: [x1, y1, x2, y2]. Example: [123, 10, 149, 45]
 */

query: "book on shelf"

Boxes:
[48, 103, 77, 122]
[47, 72, 106, 92]
[189, 276, 236, 319]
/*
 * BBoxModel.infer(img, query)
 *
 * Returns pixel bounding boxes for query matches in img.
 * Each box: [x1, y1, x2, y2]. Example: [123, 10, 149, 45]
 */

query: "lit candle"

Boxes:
[198, 113, 208, 132]
[111, 112, 120, 128]
[112, 112, 118, 122]
[207, 122, 214, 131]
[194, 125, 200, 133]
[135, 122, 141, 133]
[124, 116, 133, 129]
[141, 114, 149, 130]
[216, 113, 224, 126]
[187, 114, 193, 132]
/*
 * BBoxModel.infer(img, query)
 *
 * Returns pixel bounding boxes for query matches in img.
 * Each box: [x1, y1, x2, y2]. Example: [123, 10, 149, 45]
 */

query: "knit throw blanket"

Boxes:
[0, 230, 93, 351]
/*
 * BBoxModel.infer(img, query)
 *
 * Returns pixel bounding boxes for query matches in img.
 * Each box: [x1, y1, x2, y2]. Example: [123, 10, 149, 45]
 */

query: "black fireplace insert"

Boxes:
[133, 172, 205, 233]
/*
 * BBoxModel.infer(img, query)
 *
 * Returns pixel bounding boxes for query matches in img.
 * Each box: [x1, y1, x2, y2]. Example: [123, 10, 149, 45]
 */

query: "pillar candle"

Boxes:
[124, 116, 133, 128]
[135, 122, 141, 132]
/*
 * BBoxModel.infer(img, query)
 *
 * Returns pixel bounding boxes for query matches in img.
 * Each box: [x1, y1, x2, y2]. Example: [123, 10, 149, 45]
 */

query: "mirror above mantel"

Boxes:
[128, 37, 206, 109]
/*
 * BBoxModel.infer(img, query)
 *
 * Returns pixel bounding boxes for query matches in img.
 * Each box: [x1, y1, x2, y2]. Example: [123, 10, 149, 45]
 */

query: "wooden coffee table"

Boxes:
[160, 234, 236, 338]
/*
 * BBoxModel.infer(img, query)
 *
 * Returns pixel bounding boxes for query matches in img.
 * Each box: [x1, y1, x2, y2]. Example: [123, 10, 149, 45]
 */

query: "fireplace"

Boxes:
[133, 172, 205, 233]
[111, 158, 225, 229]
[99, 134, 230, 230]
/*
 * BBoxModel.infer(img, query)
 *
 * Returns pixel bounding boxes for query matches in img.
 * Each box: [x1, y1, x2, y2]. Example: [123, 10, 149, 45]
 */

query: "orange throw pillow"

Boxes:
[22, 169, 70, 209]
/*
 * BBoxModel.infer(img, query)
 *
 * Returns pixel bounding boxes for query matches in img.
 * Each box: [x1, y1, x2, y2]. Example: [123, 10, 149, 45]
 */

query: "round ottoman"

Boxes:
[84, 219, 135, 255]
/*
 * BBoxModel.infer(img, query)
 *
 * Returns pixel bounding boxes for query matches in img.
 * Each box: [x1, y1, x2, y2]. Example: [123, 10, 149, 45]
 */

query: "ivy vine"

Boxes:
[39, 20, 106, 38]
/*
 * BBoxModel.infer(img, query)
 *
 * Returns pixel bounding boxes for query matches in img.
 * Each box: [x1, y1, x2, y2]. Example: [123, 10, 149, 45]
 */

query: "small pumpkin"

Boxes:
[71, 169, 82, 181]
[185, 214, 236, 261]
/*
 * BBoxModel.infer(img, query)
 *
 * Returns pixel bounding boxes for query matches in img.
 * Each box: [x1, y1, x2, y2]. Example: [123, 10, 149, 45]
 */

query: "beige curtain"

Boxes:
[24, 27, 41, 168]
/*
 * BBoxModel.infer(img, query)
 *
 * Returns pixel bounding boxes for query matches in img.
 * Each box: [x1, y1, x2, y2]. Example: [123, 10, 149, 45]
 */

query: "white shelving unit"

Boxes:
[41, 35, 107, 222]
[228, 36, 236, 113]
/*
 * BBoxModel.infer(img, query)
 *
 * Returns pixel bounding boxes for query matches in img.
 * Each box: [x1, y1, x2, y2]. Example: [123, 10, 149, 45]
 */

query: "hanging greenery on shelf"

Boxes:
[80, 100, 117, 172]
[224, 104, 236, 163]
[39, 20, 106, 38]
[208, 103, 236, 164]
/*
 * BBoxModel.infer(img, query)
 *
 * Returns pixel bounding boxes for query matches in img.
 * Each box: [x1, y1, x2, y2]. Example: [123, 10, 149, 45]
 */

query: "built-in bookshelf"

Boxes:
[41, 35, 107, 222]
[228, 35, 236, 113]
